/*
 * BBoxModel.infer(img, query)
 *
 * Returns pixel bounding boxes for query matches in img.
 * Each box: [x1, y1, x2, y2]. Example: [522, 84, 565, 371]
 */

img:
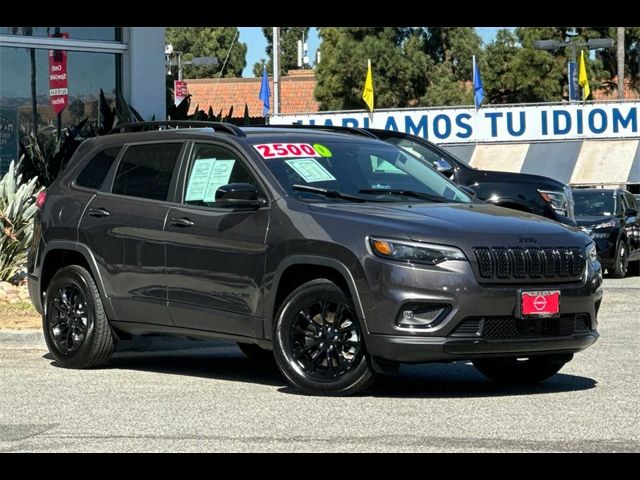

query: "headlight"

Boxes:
[539, 189, 568, 216]
[369, 238, 467, 265]
[586, 243, 598, 264]
[594, 220, 617, 230]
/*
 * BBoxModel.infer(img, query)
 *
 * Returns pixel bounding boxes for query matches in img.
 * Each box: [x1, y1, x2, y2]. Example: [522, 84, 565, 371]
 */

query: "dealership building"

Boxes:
[0, 27, 166, 174]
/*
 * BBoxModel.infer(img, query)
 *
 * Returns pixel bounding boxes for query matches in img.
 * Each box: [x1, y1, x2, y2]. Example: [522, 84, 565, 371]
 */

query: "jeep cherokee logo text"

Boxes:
[519, 237, 537, 244]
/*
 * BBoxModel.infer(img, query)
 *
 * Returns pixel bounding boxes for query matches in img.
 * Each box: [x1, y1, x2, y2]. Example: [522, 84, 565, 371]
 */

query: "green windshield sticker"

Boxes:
[313, 143, 332, 157]
[285, 158, 336, 183]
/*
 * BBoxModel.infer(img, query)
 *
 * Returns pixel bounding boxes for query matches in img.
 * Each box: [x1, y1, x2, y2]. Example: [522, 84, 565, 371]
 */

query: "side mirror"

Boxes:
[215, 183, 266, 208]
[434, 158, 454, 177]
[625, 207, 638, 218]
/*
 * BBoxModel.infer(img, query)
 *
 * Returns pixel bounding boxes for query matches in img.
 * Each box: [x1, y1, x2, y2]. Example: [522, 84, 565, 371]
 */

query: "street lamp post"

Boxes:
[534, 37, 614, 102]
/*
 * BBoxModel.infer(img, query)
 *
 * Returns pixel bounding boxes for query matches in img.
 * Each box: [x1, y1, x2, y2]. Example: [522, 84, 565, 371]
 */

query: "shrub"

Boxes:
[0, 160, 41, 282]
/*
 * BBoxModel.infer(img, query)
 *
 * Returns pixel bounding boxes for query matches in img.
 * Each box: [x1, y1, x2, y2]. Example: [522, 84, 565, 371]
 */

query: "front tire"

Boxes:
[609, 241, 629, 278]
[273, 279, 374, 396]
[473, 354, 572, 384]
[43, 265, 114, 369]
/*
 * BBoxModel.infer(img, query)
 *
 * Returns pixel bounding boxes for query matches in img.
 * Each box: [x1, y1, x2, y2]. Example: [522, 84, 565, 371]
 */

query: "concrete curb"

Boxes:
[0, 329, 232, 352]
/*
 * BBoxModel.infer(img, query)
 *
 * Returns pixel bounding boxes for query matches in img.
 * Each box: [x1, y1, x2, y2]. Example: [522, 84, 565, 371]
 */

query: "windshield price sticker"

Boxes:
[254, 143, 320, 158]
[285, 158, 336, 183]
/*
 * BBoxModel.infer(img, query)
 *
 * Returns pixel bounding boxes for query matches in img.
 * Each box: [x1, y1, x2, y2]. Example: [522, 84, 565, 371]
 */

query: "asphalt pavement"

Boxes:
[1, 277, 638, 452]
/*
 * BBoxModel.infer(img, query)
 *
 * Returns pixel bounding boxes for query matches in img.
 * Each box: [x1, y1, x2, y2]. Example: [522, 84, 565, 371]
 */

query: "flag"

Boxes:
[473, 55, 484, 110]
[259, 65, 271, 117]
[578, 50, 591, 101]
[362, 59, 374, 112]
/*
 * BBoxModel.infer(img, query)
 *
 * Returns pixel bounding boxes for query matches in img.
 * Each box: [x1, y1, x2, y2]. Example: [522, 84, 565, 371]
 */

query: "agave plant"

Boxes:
[0, 160, 41, 282]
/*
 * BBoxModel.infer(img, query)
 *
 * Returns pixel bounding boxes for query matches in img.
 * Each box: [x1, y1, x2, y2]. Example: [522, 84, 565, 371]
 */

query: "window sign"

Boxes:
[203, 160, 235, 202]
[185, 158, 236, 202]
[285, 158, 336, 183]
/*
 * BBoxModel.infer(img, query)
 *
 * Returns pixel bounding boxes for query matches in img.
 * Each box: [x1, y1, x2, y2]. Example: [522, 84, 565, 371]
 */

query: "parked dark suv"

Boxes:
[574, 188, 640, 277]
[28, 122, 602, 396]
[365, 129, 576, 226]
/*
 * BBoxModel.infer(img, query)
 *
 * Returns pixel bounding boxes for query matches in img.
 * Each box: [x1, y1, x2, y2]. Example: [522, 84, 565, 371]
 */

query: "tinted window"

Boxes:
[75, 147, 121, 190]
[112, 143, 182, 201]
[573, 190, 617, 216]
[383, 136, 463, 168]
[183, 143, 259, 207]
[625, 193, 637, 210]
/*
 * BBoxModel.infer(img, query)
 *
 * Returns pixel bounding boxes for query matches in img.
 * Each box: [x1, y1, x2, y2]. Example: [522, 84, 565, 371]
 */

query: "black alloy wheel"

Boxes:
[274, 279, 374, 396]
[288, 300, 362, 380]
[43, 265, 114, 369]
[49, 284, 90, 354]
[610, 242, 629, 278]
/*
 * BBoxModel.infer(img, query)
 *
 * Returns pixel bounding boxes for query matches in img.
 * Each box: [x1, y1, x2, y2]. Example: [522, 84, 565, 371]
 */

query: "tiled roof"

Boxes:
[185, 69, 320, 118]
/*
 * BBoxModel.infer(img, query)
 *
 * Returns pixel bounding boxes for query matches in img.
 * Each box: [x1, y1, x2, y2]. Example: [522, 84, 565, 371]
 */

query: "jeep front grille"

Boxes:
[473, 247, 584, 281]
[450, 314, 588, 339]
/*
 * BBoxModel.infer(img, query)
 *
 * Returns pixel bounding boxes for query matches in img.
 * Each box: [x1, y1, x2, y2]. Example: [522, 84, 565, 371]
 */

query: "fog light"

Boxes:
[396, 304, 449, 328]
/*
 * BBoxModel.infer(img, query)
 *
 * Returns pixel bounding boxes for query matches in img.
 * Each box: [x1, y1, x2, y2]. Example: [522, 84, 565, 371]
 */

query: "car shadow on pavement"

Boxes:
[46, 343, 288, 389]
[279, 362, 597, 398]
[45, 341, 596, 397]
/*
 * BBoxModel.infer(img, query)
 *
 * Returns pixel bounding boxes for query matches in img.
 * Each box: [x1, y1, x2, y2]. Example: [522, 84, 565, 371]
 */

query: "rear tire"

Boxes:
[43, 265, 114, 369]
[609, 241, 629, 278]
[472, 354, 572, 384]
[237, 342, 273, 361]
[273, 279, 374, 396]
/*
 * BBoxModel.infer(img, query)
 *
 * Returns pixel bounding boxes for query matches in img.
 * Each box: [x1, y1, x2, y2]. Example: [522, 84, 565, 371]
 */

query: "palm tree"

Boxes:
[617, 27, 625, 99]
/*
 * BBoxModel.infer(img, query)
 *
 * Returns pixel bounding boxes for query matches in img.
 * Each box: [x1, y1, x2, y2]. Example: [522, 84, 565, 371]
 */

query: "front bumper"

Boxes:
[359, 255, 603, 363]
[366, 331, 598, 363]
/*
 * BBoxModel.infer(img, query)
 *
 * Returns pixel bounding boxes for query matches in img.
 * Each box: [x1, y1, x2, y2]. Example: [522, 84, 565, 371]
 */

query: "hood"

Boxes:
[475, 169, 567, 190]
[311, 202, 589, 249]
[575, 215, 617, 228]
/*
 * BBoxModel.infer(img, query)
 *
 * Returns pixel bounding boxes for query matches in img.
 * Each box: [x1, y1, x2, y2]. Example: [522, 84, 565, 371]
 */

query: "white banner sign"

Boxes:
[270, 102, 640, 144]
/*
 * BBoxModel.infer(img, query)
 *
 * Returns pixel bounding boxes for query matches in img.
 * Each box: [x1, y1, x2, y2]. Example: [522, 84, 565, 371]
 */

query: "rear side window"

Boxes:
[75, 147, 121, 190]
[111, 143, 182, 201]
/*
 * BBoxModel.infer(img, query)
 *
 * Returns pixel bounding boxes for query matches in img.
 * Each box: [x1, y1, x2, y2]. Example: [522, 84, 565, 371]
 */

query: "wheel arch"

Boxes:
[40, 241, 116, 320]
[265, 256, 365, 341]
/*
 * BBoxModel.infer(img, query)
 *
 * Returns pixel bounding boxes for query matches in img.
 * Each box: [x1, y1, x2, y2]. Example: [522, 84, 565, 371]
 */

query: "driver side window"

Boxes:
[183, 143, 259, 208]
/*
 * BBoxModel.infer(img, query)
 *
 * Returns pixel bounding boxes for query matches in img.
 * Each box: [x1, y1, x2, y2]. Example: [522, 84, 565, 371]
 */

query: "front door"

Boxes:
[165, 142, 269, 338]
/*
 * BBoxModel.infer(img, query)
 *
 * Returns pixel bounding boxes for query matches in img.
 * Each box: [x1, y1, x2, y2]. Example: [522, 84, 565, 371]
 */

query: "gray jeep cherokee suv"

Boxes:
[28, 122, 603, 395]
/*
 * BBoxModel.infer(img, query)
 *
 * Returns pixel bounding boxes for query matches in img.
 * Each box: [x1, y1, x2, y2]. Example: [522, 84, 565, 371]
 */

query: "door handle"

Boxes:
[170, 217, 195, 227]
[88, 207, 110, 218]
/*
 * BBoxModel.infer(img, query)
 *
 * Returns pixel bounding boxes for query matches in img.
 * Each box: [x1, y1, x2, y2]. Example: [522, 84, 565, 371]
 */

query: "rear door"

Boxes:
[79, 141, 186, 325]
[165, 141, 269, 337]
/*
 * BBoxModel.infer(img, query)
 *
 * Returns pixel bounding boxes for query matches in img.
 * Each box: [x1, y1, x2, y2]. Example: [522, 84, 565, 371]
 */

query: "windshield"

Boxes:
[573, 190, 617, 217]
[253, 139, 472, 204]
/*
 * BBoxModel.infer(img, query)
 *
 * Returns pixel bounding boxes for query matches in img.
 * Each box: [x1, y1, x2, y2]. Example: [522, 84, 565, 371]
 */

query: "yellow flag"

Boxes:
[578, 50, 590, 101]
[362, 59, 374, 112]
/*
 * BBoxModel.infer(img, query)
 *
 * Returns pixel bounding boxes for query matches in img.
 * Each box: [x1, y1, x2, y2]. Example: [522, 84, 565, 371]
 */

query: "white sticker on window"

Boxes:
[185, 158, 215, 201]
[203, 160, 236, 202]
[185, 158, 236, 202]
[285, 158, 336, 183]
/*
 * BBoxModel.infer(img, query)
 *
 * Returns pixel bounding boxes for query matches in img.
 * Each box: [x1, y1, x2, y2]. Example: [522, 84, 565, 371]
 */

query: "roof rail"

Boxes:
[268, 123, 379, 139]
[108, 121, 247, 137]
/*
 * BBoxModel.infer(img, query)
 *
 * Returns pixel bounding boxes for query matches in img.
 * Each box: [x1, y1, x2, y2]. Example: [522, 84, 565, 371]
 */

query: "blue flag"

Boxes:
[259, 65, 271, 117]
[473, 55, 484, 110]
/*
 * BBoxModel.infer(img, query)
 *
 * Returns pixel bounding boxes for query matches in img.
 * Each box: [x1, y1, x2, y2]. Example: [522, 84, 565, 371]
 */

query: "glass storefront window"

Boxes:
[0, 27, 120, 42]
[0, 45, 119, 174]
